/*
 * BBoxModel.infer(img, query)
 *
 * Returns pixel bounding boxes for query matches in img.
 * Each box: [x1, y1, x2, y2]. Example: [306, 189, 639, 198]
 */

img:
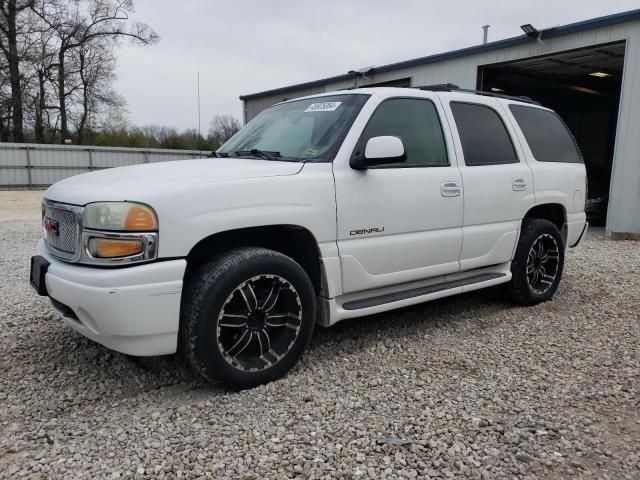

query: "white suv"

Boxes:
[31, 86, 588, 388]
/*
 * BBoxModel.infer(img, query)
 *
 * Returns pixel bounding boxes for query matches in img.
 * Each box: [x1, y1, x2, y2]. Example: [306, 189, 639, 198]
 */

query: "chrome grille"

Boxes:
[43, 202, 81, 260]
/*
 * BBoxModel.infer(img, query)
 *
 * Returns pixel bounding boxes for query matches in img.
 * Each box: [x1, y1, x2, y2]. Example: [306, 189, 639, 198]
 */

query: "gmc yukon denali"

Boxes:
[31, 86, 588, 388]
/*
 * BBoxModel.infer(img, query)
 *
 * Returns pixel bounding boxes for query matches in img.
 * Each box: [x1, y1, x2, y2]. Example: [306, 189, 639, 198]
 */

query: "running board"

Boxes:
[342, 273, 507, 310]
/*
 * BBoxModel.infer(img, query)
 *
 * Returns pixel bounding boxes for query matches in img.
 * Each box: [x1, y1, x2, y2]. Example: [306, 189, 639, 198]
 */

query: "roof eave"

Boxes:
[239, 8, 640, 101]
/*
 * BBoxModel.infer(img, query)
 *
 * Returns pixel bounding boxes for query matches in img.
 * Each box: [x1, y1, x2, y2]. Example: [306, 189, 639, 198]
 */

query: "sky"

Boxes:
[114, 0, 640, 131]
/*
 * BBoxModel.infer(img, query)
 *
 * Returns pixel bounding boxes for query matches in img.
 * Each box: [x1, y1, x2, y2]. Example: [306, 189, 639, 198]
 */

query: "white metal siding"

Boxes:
[608, 23, 640, 235]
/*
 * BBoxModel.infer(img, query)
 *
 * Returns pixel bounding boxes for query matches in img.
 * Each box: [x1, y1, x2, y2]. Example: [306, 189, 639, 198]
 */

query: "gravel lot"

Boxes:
[1, 190, 638, 479]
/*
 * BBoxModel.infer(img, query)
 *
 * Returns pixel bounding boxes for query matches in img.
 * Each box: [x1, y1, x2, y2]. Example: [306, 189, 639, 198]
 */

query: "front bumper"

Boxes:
[35, 239, 186, 356]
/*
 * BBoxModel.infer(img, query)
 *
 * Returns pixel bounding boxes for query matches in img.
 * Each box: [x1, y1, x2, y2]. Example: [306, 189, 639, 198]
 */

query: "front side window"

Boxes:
[218, 94, 369, 162]
[509, 105, 583, 163]
[450, 102, 519, 166]
[355, 98, 449, 167]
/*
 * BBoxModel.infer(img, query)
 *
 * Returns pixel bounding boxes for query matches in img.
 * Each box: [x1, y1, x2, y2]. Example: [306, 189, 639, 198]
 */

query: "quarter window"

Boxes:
[509, 105, 583, 163]
[357, 98, 449, 167]
[450, 102, 519, 166]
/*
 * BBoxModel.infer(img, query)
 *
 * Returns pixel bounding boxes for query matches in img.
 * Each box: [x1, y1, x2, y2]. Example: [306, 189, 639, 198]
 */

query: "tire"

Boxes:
[181, 247, 316, 389]
[507, 219, 565, 306]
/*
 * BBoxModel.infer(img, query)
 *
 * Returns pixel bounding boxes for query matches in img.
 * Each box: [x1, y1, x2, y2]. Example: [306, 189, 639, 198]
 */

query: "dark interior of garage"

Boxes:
[478, 41, 625, 225]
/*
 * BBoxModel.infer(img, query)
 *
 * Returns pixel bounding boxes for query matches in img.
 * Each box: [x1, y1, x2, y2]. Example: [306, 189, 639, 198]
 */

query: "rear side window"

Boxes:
[509, 105, 583, 163]
[450, 102, 518, 166]
[357, 98, 449, 167]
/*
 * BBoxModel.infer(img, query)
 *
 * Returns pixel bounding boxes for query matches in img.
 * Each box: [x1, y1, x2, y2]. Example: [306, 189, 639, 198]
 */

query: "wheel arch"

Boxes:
[183, 224, 325, 295]
[523, 203, 567, 243]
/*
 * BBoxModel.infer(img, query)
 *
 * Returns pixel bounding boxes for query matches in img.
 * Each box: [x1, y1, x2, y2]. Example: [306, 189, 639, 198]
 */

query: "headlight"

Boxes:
[80, 202, 158, 265]
[83, 202, 158, 231]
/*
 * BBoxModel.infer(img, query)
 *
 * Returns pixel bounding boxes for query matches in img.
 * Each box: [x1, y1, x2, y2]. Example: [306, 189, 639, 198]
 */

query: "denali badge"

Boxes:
[43, 217, 60, 237]
[349, 227, 385, 236]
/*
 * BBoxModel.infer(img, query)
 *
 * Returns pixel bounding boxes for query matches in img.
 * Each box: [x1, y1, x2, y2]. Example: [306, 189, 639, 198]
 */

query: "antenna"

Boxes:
[197, 72, 201, 143]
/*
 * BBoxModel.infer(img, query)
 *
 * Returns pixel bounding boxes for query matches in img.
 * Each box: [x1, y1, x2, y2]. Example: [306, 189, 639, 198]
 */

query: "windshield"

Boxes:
[218, 94, 369, 162]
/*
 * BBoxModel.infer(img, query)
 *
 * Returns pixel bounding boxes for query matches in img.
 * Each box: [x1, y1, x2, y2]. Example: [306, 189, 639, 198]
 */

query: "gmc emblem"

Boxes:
[44, 217, 60, 236]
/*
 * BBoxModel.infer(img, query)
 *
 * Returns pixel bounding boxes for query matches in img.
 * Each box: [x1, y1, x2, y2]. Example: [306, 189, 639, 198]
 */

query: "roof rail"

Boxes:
[416, 83, 461, 92]
[415, 83, 540, 105]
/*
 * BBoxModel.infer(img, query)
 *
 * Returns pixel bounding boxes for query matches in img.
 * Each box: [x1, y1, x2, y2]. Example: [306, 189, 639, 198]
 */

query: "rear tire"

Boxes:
[181, 247, 316, 389]
[507, 219, 565, 306]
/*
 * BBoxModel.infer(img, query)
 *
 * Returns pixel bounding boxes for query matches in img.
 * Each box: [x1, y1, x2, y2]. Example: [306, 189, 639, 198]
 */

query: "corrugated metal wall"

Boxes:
[0, 143, 208, 188]
[242, 20, 640, 235]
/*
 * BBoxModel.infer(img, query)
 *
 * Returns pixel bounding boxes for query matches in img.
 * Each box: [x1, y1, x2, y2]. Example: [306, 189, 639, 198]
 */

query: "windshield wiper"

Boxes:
[234, 149, 282, 161]
[207, 151, 229, 158]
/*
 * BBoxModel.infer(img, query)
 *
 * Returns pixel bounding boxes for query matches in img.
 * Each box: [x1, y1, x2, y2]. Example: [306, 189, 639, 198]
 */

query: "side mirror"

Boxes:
[350, 136, 406, 170]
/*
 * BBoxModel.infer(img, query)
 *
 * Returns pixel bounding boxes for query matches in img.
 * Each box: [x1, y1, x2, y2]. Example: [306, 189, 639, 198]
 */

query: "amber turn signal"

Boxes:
[124, 205, 158, 230]
[88, 238, 144, 258]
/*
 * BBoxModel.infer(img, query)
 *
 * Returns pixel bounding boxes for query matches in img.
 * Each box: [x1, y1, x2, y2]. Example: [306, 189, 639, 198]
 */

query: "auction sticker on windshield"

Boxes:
[304, 102, 342, 112]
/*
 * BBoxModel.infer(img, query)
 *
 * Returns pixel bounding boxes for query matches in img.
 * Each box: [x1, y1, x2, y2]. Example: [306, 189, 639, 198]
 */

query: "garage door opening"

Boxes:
[478, 41, 626, 225]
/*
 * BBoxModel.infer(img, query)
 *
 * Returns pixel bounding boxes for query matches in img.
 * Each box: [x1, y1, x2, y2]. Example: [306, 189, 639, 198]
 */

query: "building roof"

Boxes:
[240, 8, 640, 101]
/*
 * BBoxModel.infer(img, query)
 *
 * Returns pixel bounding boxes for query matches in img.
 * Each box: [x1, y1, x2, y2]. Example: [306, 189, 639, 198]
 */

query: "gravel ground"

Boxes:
[0, 190, 639, 479]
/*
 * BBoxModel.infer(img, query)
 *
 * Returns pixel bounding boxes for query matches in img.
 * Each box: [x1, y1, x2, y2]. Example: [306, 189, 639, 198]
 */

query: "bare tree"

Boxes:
[29, 17, 58, 142]
[0, 47, 10, 140]
[209, 114, 241, 146]
[75, 39, 124, 143]
[33, 0, 158, 142]
[0, 0, 33, 142]
[0, 0, 160, 144]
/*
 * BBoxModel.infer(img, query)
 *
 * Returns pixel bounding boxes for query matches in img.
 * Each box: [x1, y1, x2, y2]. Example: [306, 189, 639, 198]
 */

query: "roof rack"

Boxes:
[415, 83, 540, 105]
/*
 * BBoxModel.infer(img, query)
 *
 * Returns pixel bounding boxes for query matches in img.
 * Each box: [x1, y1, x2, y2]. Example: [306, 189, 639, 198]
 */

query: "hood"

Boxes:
[45, 157, 304, 205]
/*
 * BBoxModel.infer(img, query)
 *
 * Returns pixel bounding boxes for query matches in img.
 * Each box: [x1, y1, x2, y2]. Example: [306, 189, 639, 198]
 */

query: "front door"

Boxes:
[333, 96, 464, 294]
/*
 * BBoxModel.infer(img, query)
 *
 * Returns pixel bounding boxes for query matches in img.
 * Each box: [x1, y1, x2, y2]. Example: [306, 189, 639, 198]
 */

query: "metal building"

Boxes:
[240, 9, 640, 237]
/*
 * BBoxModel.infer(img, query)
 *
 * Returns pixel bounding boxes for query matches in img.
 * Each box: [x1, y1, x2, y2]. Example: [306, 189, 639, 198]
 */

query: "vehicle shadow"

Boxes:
[311, 285, 513, 348]
[12, 285, 517, 406]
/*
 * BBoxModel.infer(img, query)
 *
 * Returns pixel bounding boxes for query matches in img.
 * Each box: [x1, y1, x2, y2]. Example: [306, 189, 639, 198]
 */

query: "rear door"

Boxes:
[506, 103, 588, 246]
[333, 95, 463, 294]
[441, 95, 535, 271]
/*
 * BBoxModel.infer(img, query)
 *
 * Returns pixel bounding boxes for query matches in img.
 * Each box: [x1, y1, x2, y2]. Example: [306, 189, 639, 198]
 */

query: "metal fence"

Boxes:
[0, 143, 209, 188]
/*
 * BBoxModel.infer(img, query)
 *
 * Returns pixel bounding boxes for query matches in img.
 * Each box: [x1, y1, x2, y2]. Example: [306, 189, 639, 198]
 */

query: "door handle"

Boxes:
[512, 177, 527, 191]
[441, 181, 461, 197]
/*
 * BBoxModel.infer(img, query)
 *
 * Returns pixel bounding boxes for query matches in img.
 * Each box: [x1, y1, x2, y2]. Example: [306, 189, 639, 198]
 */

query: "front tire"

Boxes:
[507, 219, 565, 306]
[181, 247, 316, 389]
